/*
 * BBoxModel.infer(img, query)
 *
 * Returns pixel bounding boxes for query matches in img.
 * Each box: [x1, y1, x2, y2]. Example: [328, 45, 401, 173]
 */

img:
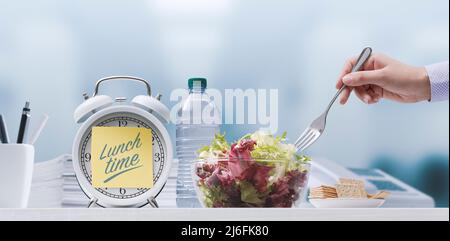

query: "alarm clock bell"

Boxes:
[74, 95, 113, 123]
[131, 95, 170, 123]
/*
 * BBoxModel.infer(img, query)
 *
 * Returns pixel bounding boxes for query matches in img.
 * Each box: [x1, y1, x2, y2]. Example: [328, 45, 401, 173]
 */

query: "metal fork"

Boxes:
[295, 47, 372, 153]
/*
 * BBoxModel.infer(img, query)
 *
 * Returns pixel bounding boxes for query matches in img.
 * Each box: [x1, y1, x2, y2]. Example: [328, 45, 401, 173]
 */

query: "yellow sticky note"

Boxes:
[91, 127, 153, 188]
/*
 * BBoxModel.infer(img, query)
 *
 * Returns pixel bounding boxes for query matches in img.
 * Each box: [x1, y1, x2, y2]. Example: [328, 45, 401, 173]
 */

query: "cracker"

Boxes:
[339, 178, 365, 188]
[311, 185, 337, 192]
[335, 184, 367, 199]
[309, 185, 338, 199]
[368, 191, 390, 199]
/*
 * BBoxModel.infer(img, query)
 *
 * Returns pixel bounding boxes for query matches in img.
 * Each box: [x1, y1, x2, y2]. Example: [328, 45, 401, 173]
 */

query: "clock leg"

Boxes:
[87, 198, 98, 208]
[148, 197, 159, 208]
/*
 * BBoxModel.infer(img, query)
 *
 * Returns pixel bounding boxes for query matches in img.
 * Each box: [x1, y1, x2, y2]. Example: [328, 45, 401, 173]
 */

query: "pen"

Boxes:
[28, 114, 49, 145]
[0, 114, 10, 143]
[17, 101, 31, 144]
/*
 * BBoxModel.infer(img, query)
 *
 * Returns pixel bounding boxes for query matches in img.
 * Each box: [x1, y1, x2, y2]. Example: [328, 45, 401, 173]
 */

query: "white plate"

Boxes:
[309, 198, 385, 208]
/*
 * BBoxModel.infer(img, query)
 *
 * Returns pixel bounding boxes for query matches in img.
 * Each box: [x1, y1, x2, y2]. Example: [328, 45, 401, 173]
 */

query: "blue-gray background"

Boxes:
[0, 0, 448, 207]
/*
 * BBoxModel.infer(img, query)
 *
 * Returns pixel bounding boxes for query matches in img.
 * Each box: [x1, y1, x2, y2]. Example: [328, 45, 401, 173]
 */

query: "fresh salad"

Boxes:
[195, 131, 311, 208]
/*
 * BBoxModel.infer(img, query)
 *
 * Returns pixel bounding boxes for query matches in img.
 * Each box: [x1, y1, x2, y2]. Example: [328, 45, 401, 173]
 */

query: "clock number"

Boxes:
[118, 120, 128, 127]
[84, 153, 91, 162]
[119, 188, 126, 195]
[154, 153, 161, 162]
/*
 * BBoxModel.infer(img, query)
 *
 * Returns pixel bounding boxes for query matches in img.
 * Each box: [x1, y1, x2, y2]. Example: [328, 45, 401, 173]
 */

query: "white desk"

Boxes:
[0, 208, 447, 221]
[12, 158, 449, 221]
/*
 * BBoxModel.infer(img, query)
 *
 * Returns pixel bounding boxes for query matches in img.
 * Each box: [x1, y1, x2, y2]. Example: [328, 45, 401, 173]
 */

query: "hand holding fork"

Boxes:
[295, 47, 373, 153]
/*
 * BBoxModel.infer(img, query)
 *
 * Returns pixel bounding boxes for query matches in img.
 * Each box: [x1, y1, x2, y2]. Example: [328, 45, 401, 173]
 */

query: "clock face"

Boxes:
[78, 112, 166, 201]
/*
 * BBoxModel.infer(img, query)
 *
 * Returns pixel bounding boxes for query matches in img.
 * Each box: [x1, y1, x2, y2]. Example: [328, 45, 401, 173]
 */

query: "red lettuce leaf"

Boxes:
[195, 163, 216, 179]
[228, 139, 257, 179]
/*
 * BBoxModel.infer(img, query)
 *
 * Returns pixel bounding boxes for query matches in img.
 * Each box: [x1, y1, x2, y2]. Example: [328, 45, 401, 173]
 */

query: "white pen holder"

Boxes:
[0, 144, 34, 208]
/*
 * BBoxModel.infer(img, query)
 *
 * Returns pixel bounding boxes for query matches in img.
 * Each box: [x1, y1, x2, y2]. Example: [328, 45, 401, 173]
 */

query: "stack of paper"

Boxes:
[61, 158, 89, 208]
[28, 155, 66, 208]
[156, 161, 178, 208]
[29, 155, 178, 208]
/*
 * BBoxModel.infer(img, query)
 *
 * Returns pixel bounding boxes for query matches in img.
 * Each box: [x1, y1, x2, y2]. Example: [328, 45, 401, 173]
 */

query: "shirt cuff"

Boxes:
[426, 61, 449, 102]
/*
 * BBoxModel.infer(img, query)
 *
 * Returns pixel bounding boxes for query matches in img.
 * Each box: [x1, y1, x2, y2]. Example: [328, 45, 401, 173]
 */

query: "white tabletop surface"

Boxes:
[6, 159, 449, 221]
[0, 208, 448, 221]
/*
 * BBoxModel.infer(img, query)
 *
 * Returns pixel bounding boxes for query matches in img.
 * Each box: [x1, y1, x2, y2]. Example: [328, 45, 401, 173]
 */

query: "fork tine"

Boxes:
[303, 133, 321, 150]
[294, 128, 309, 146]
[295, 130, 314, 150]
[297, 140, 313, 153]
[300, 138, 318, 152]
[294, 128, 312, 146]
[296, 133, 316, 151]
[294, 129, 312, 147]
[297, 132, 320, 152]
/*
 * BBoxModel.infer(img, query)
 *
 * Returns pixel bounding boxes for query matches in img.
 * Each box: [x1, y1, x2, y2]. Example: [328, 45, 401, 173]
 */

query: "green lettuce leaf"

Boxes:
[197, 133, 230, 160]
[240, 181, 264, 205]
[199, 183, 228, 207]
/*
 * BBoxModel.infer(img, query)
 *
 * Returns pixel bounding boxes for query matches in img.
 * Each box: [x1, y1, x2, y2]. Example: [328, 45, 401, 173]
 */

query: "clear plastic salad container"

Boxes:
[192, 131, 311, 208]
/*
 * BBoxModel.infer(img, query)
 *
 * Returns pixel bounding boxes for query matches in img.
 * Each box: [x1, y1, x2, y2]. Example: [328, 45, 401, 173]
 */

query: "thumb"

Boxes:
[342, 70, 385, 87]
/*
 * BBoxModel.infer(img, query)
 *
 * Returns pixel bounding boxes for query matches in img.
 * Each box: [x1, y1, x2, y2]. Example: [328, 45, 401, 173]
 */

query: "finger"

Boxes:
[365, 88, 380, 104]
[337, 53, 380, 89]
[361, 54, 377, 71]
[355, 86, 371, 104]
[336, 56, 358, 89]
[367, 98, 379, 104]
[349, 54, 378, 73]
[342, 69, 386, 87]
[339, 87, 353, 105]
[354, 86, 374, 104]
[366, 85, 381, 102]
[371, 85, 384, 102]
[336, 79, 344, 89]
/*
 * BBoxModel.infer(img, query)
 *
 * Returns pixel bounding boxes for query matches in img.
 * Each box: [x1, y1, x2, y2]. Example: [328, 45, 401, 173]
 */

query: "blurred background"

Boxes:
[0, 0, 448, 207]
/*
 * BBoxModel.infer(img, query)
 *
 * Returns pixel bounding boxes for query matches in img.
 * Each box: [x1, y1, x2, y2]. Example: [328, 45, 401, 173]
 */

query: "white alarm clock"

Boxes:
[72, 76, 173, 208]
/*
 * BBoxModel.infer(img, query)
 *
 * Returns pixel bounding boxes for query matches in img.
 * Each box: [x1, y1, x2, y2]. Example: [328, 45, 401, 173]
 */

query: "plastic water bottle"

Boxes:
[176, 78, 221, 208]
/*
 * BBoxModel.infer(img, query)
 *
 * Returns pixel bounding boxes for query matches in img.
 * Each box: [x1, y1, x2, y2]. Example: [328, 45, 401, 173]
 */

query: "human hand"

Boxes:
[336, 53, 431, 104]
